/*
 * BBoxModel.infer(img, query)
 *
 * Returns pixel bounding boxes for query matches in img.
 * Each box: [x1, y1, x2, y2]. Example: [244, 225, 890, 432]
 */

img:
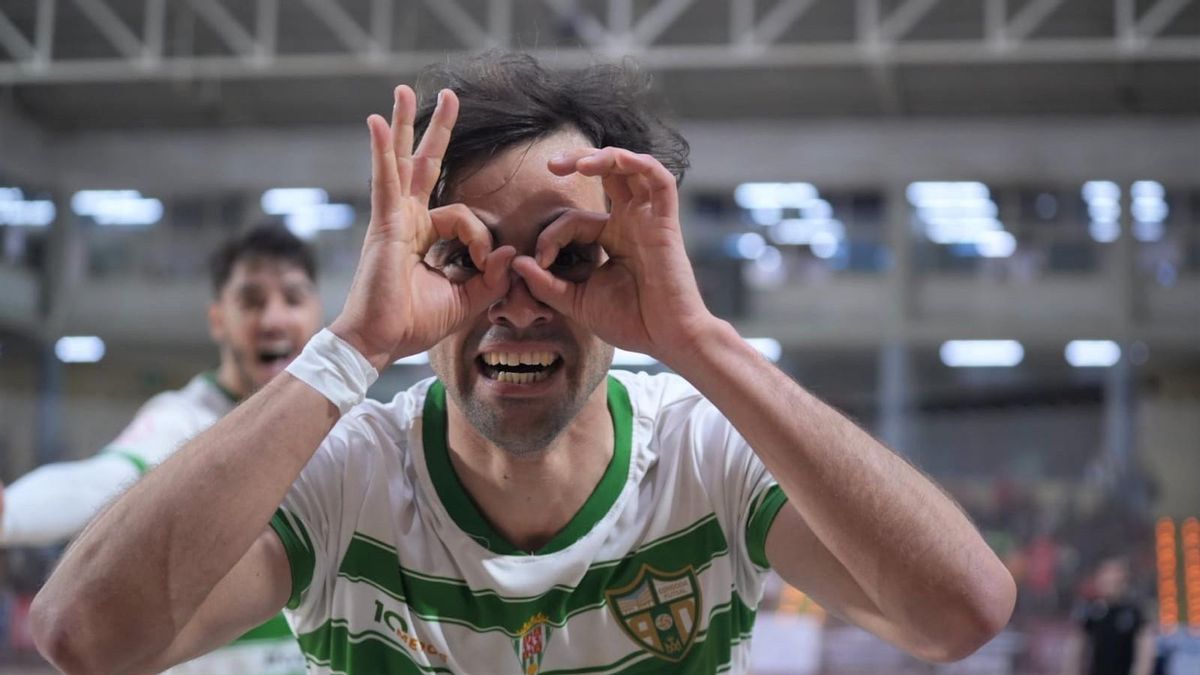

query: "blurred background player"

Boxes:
[1063, 556, 1155, 675]
[0, 224, 320, 674]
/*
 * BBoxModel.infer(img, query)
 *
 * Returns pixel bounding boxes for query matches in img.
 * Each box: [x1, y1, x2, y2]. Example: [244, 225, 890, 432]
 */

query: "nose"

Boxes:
[259, 294, 292, 335]
[487, 274, 553, 330]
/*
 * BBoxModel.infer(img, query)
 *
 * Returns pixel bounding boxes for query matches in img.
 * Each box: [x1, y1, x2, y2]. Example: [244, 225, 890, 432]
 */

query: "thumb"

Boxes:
[512, 255, 579, 319]
[461, 246, 517, 316]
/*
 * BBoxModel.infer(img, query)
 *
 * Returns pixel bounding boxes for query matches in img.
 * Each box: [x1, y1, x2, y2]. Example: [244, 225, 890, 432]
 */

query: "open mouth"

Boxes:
[257, 346, 294, 367]
[477, 351, 562, 384]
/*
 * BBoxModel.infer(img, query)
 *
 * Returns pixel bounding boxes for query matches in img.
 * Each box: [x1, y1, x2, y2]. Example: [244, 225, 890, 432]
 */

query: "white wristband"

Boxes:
[286, 328, 380, 415]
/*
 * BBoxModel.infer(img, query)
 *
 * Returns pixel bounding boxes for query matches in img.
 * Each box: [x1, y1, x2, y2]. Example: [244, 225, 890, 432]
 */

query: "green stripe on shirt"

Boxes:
[333, 513, 729, 636]
[270, 508, 317, 609]
[745, 484, 789, 569]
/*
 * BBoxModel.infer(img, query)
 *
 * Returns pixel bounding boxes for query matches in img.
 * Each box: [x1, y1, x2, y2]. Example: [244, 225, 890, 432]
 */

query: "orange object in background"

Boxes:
[1157, 517, 1180, 633]
[778, 583, 826, 621]
[1182, 517, 1200, 633]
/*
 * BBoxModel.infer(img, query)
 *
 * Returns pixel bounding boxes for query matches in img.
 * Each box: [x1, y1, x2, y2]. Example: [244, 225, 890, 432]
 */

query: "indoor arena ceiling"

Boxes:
[0, 0, 1198, 129]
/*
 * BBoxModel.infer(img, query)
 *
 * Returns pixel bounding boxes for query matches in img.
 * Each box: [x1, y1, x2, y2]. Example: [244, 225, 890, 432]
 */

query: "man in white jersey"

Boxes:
[2, 225, 317, 674]
[33, 54, 1017, 674]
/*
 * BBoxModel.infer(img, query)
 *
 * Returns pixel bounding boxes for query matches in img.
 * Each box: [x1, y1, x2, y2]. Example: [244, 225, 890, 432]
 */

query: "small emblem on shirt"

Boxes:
[605, 564, 701, 662]
[513, 612, 554, 674]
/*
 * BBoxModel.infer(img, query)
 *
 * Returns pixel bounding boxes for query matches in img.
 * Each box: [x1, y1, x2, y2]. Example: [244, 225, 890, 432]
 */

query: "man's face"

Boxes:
[428, 130, 614, 455]
[1095, 559, 1130, 600]
[209, 257, 322, 395]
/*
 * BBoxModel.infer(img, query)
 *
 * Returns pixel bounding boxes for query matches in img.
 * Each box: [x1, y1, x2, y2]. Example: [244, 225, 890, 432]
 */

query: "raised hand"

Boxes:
[511, 147, 718, 363]
[331, 86, 516, 370]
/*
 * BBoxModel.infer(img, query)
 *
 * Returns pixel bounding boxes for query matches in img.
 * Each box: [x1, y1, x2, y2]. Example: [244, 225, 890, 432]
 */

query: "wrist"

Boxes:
[287, 328, 381, 415]
[658, 317, 744, 374]
[328, 319, 393, 374]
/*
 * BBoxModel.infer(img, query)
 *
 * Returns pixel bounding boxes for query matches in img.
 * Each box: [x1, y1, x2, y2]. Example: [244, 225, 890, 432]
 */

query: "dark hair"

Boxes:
[414, 52, 690, 206]
[208, 224, 317, 296]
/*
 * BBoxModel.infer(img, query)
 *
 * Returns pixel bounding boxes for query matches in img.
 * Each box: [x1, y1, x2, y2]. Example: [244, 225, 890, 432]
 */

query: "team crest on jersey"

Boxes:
[605, 564, 701, 662]
[513, 612, 554, 674]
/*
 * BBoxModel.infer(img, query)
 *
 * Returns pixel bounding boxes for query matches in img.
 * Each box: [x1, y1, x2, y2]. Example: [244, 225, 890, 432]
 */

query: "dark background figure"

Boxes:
[1066, 556, 1155, 675]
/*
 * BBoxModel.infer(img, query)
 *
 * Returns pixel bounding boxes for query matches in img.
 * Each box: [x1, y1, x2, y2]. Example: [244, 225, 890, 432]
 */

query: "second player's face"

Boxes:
[427, 130, 614, 455]
[210, 258, 322, 395]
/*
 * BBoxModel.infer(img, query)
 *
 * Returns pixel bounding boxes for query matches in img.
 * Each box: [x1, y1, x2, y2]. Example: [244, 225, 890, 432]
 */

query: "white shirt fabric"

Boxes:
[270, 370, 789, 674]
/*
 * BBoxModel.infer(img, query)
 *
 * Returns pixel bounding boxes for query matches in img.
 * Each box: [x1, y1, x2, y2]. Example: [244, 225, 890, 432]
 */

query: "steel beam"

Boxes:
[0, 7, 34, 61]
[185, 0, 256, 57]
[879, 0, 942, 43]
[1139, 0, 1194, 39]
[753, 0, 821, 47]
[420, 0, 488, 48]
[1006, 0, 1066, 42]
[71, 0, 143, 59]
[299, 0, 375, 53]
[633, 0, 697, 47]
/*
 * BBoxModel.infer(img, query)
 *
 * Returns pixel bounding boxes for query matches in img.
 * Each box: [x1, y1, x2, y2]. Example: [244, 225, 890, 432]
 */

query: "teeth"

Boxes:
[492, 369, 553, 384]
[481, 351, 557, 367]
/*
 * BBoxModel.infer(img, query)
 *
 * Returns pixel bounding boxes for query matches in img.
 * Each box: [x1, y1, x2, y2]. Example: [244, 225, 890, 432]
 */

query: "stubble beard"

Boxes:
[452, 346, 613, 458]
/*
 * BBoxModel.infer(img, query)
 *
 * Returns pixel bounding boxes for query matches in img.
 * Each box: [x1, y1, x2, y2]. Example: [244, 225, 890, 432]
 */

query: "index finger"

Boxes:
[576, 149, 679, 220]
[411, 89, 460, 204]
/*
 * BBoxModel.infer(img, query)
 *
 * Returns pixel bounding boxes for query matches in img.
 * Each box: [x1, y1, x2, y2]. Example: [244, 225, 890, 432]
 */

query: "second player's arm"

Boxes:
[31, 373, 337, 675]
[667, 323, 1017, 662]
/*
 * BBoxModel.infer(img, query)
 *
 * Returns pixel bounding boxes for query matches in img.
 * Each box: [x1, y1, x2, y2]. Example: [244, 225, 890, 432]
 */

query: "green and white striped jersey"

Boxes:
[105, 372, 307, 675]
[270, 370, 789, 674]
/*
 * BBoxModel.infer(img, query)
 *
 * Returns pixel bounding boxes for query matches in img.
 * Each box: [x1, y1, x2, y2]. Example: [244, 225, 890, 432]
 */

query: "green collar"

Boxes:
[422, 376, 633, 556]
[203, 370, 241, 404]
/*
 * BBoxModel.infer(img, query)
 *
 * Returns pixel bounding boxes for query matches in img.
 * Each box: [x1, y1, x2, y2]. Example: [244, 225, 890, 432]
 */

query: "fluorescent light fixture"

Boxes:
[1082, 181, 1120, 202]
[906, 181, 989, 206]
[1065, 340, 1121, 368]
[746, 338, 782, 363]
[770, 218, 845, 246]
[802, 198, 833, 220]
[55, 336, 106, 363]
[910, 182, 1014, 255]
[939, 340, 1023, 368]
[0, 187, 55, 227]
[923, 216, 1003, 245]
[1089, 220, 1120, 243]
[725, 232, 767, 260]
[1087, 200, 1120, 223]
[809, 231, 840, 259]
[734, 182, 817, 210]
[70, 190, 162, 226]
[975, 230, 1017, 258]
[1131, 180, 1164, 200]
[394, 352, 430, 365]
[744, 246, 786, 289]
[285, 204, 356, 240]
[748, 207, 783, 226]
[261, 188, 329, 215]
[1134, 220, 1164, 243]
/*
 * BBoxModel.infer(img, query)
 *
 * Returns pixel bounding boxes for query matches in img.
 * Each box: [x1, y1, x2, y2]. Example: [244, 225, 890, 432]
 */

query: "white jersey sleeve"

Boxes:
[102, 390, 211, 471]
[688, 397, 788, 597]
[0, 453, 140, 546]
[637, 371, 789, 601]
[1, 377, 227, 547]
[267, 407, 383, 631]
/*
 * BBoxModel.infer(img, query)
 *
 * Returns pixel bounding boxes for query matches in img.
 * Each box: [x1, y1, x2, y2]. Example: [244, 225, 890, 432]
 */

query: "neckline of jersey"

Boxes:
[202, 370, 241, 404]
[422, 375, 633, 557]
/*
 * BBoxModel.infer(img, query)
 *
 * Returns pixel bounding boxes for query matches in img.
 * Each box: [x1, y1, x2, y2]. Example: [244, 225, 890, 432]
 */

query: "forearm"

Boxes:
[667, 321, 1014, 652]
[0, 455, 139, 547]
[31, 373, 338, 675]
